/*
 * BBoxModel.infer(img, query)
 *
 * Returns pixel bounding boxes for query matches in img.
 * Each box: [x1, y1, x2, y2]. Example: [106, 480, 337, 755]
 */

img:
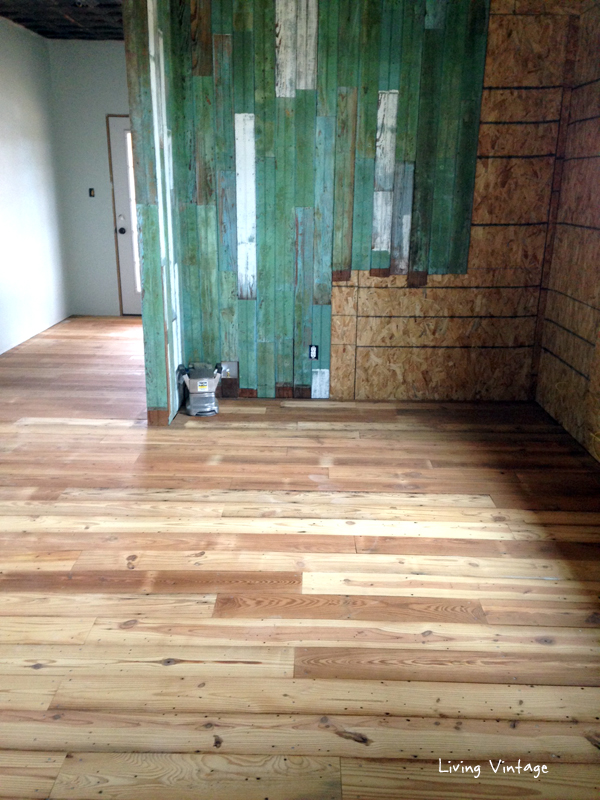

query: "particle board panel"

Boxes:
[547, 226, 600, 310]
[340, 759, 600, 800]
[354, 347, 532, 402]
[295, 647, 600, 685]
[542, 320, 594, 377]
[50, 676, 600, 722]
[484, 14, 569, 87]
[478, 122, 559, 157]
[574, 1, 600, 86]
[331, 316, 357, 346]
[357, 266, 542, 288]
[558, 158, 600, 229]
[357, 286, 539, 318]
[544, 291, 600, 345]
[49, 752, 342, 800]
[356, 317, 535, 349]
[570, 79, 600, 124]
[480, 87, 563, 123]
[536, 352, 589, 445]
[329, 345, 357, 401]
[565, 118, 600, 160]
[472, 157, 554, 225]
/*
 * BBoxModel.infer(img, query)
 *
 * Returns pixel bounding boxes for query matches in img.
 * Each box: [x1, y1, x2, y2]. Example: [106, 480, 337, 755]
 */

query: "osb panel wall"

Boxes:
[537, 1, 600, 460]
[330, 2, 576, 401]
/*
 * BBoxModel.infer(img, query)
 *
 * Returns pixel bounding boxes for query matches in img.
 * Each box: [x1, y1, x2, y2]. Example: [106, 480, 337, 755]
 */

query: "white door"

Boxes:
[108, 115, 142, 315]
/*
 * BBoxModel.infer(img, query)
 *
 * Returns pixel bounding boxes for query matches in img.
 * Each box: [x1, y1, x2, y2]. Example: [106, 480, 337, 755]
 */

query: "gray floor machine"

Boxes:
[179, 363, 223, 416]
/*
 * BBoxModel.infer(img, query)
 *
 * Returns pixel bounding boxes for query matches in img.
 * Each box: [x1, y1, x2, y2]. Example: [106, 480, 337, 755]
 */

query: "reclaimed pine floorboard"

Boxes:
[0, 317, 599, 798]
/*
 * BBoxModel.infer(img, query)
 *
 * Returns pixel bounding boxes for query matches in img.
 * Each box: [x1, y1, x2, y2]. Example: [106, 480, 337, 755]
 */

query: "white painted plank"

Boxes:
[234, 113, 257, 300]
[275, 0, 297, 98]
[311, 368, 330, 399]
[372, 191, 394, 252]
[374, 91, 398, 192]
[297, 0, 318, 91]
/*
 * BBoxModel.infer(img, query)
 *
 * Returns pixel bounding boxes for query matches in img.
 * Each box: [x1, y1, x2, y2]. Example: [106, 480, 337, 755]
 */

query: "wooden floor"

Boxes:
[0, 316, 599, 799]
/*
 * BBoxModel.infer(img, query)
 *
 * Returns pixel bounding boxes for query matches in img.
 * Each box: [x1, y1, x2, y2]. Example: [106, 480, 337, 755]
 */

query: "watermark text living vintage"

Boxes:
[439, 759, 549, 779]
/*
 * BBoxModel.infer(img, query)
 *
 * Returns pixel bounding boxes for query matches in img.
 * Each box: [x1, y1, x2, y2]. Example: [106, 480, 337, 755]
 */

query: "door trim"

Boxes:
[106, 113, 131, 317]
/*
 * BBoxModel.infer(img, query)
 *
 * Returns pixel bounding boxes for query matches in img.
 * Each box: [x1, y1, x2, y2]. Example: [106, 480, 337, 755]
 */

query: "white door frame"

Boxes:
[107, 114, 142, 316]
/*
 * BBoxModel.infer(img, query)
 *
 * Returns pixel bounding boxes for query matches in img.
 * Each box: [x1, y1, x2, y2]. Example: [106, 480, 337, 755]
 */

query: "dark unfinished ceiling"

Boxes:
[0, 0, 123, 40]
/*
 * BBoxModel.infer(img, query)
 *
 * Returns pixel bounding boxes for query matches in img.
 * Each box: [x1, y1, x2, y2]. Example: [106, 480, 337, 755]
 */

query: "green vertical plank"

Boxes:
[351, 156, 375, 270]
[137, 203, 168, 409]
[311, 303, 331, 372]
[428, 0, 468, 274]
[214, 34, 235, 171]
[295, 90, 316, 207]
[182, 203, 202, 362]
[194, 76, 216, 205]
[337, 0, 360, 88]
[197, 204, 220, 363]
[317, 0, 339, 117]
[275, 97, 296, 388]
[233, 0, 253, 30]
[388, 0, 403, 91]
[314, 115, 335, 304]
[332, 87, 358, 276]
[257, 155, 276, 397]
[378, 0, 393, 91]
[357, 0, 380, 159]
[239, 298, 258, 389]
[219, 269, 238, 361]
[396, 0, 425, 165]
[371, 249, 391, 273]
[294, 208, 315, 390]
[233, 30, 255, 113]
[191, 0, 213, 76]
[449, 0, 489, 274]
[409, 15, 444, 275]
[212, 0, 233, 33]
[425, 0, 448, 30]
[216, 170, 237, 272]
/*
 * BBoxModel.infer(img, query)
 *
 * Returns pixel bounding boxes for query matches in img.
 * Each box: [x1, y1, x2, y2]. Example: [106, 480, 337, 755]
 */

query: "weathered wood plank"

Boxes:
[234, 113, 257, 299]
[213, 34, 235, 171]
[275, 0, 297, 98]
[295, 90, 316, 207]
[293, 208, 315, 392]
[316, 0, 339, 117]
[191, 0, 213, 76]
[296, 0, 318, 91]
[313, 116, 335, 302]
[332, 87, 358, 275]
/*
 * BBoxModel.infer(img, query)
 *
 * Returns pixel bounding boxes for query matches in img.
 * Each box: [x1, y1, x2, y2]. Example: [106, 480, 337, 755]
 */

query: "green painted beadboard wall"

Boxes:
[124, 0, 489, 414]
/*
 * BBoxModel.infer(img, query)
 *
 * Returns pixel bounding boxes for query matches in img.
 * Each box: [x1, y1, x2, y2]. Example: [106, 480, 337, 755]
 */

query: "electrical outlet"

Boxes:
[309, 345, 318, 360]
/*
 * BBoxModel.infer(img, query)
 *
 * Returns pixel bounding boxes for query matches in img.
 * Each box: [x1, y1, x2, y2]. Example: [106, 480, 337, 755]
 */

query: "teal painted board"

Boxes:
[219, 269, 238, 360]
[197, 204, 220, 364]
[274, 97, 296, 387]
[194, 76, 216, 205]
[216, 170, 237, 272]
[332, 87, 358, 274]
[388, 0, 404, 92]
[371, 248, 391, 273]
[408, 23, 445, 275]
[257, 155, 276, 397]
[425, 0, 448, 29]
[448, 0, 489, 274]
[214, 34, 235, 171]
[390, 161, 414, 275]
[428, 0, 468, 274]
[378, 0, 393, 91]
[294, 208, 315, 390]
[295, 89, 317, 207]
[313, 115, 335, 304]
[238, 298, 258, 389]
[191, 0, 213, 76]
[180, 202, 201, 362]
[233, 30, 255, 114]
[337, 0, 360, 88]
[396, 0, 425, 164]
[316, 0, 339, 117]
[212, 0, 233, 33]
[123, 0, 157, 206]
[233, 0, 253, 31]
[137, 203, 168, 410]
[311, 303, 332, 372]
[357, 0, 380, 160]
[254, 0, 276, 157]
[351, 155, 375, 271]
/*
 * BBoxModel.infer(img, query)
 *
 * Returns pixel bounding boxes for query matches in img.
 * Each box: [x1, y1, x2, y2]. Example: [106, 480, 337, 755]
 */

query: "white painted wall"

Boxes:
[0, 18, 67, 355]
[49, 40, 130, 316]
